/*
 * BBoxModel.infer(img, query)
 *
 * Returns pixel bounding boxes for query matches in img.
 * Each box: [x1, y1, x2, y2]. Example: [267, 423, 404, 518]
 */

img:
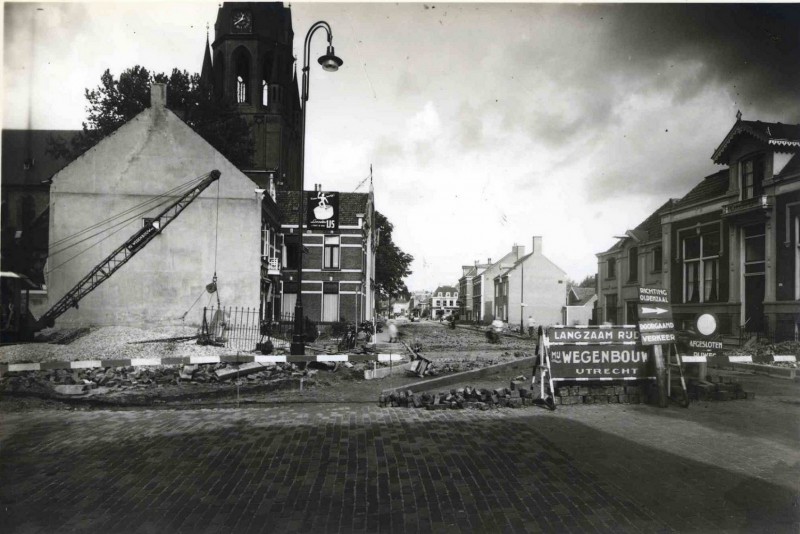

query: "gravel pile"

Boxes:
[0, 325, 231, 364]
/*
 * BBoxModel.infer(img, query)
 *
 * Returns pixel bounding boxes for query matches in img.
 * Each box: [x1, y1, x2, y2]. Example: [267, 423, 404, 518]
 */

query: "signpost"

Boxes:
[636, 287, 677, 407]
[306, 191, 339, 229]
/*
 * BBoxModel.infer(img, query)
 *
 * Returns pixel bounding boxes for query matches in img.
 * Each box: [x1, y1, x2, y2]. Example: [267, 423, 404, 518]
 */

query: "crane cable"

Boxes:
[181, 177, 223, 321]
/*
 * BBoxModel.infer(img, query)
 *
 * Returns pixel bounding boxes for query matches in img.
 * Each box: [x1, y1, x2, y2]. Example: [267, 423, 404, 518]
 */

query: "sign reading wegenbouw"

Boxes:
[306, 191, 339, 230]
[547, 326, 654, 379]
[637, 287, 676, 345]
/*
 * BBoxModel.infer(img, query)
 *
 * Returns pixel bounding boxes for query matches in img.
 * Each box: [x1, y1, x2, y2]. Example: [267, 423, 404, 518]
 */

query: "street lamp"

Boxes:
[291, 21, 343, 356]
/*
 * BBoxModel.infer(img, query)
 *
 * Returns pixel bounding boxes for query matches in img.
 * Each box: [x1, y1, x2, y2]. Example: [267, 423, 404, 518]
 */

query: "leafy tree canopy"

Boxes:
[374, 211, 413, 302]
[48, 66, 252, 168]
[577, 274, 597, 288]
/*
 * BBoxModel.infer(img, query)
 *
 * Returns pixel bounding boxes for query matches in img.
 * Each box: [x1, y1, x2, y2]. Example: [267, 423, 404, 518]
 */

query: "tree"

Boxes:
[577, 274, 597, 288]
[374, 211, 413, 302]
[48, 66, 252, 168]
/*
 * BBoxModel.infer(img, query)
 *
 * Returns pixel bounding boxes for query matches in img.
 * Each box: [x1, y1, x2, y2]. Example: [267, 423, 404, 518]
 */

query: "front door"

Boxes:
[744, 275, 765, 332]
[743, 224, 766, 332]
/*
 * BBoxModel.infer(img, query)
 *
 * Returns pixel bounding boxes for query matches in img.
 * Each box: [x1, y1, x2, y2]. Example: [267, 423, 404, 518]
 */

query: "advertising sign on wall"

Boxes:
[547, 326, 654, 380]
[306, 191, 338, 230]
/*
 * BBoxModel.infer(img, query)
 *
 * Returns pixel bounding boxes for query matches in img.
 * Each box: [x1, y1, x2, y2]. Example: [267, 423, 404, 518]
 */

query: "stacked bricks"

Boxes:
[379, 378, 534, 410]
[688, 376, 754, 401]
[555, 381, 648, 406]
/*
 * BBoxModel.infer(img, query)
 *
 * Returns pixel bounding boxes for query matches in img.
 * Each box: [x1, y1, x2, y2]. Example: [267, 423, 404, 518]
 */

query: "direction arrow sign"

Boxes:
[637, 303, 673, 321]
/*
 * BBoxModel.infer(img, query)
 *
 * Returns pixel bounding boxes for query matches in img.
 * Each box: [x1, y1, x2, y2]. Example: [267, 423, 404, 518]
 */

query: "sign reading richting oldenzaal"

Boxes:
[547, 326, 654, 379]
[636, 287, 676, 345]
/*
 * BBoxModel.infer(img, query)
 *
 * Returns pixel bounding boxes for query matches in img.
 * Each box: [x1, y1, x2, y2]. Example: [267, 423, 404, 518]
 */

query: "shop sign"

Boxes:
[306, 191, 338, 230]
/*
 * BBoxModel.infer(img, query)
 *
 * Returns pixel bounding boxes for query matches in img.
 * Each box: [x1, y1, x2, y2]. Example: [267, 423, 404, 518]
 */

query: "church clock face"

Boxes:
[232, 10, 252, 33]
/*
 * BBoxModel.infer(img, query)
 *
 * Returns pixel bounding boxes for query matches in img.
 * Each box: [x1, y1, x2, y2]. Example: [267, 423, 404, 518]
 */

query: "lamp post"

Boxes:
[291, 21, 343, 356]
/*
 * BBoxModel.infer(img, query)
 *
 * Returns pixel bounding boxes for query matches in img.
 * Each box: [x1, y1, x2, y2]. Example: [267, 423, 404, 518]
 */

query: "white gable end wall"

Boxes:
[45, 87, 260, 326]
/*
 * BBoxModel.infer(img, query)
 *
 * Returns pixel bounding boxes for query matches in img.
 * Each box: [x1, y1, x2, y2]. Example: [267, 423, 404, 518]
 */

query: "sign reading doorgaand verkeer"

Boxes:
[306, 191, 339, 230]
[547, 326, 654, 379]
[637, 287, 676, 345]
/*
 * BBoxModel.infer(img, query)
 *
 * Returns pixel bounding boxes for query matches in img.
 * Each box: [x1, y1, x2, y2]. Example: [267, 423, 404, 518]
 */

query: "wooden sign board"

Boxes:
[546, 326, 655, 380]
[728, 355, 753, 363]
[636, 287, 675, 346]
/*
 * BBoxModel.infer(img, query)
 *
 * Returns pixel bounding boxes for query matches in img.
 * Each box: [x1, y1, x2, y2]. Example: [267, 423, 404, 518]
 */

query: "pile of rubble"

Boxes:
[379, 378, 539, 410]
[688, 376, 754, 401]
[0, 362, 309, 398]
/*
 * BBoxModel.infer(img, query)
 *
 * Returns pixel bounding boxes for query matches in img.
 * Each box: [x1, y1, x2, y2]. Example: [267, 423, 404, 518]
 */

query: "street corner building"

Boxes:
[45, 84, 262, 326]
[597, 117, 800, 342]
[274, 188, 376, 327]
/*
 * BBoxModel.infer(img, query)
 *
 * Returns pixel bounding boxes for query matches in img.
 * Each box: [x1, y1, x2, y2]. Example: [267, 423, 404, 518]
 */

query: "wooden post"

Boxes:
[653, 344, 668, 408]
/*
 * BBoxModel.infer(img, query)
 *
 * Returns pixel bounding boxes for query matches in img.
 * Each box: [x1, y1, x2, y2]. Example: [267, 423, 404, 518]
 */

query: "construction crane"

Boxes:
[26, 170, 221, 336]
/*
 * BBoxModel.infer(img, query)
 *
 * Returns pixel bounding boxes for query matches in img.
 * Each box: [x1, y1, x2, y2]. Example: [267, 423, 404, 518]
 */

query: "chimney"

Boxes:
[512, 243, 525, 259]
[151, 83, 167, 109]
[487, 257, 492, 264]
[532, 236, 543, 255]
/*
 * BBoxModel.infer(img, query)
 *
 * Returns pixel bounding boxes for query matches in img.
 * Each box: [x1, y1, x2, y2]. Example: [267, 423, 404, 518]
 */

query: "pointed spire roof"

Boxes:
[200, 32, 213, 95]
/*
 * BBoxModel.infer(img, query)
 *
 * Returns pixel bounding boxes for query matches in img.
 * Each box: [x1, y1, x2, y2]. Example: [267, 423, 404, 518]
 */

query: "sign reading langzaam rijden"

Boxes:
[306, 191, 339, 230]
[547, 326, 653, 379]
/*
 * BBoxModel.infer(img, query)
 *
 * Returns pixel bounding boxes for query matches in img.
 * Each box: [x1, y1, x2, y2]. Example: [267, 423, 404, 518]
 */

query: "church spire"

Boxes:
[200, 27, 213, 97]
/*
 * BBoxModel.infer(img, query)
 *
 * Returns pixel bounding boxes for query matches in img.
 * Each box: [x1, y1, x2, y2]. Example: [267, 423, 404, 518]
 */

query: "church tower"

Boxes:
[208, 2, 302, 190]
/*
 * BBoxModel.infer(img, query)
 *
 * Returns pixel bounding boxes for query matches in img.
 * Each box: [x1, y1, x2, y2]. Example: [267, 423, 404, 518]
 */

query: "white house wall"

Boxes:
[45, 94, 260, 326]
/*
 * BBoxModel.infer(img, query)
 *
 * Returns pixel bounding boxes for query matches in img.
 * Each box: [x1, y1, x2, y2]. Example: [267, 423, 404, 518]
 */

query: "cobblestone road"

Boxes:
[2, 376, 799, 534]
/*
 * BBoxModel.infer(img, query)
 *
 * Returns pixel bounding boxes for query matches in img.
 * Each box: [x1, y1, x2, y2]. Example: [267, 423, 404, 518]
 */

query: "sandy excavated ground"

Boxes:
[0, 325, 231, 364]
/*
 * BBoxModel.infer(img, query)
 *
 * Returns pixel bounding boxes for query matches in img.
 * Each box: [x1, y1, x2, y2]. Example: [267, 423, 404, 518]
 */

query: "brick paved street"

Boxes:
[2, 371, 799, 534]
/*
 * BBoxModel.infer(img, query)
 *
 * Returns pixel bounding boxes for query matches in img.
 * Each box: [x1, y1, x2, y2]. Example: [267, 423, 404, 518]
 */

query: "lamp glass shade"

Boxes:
[318, 45, 343, 71]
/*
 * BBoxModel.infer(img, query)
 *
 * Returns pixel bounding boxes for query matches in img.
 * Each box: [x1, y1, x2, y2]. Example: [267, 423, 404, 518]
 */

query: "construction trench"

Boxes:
[0, 319, 774, 409]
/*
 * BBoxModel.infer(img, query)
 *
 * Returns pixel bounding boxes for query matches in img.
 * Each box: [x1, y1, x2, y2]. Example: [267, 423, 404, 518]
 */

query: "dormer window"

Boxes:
[741, 154, 765, 200]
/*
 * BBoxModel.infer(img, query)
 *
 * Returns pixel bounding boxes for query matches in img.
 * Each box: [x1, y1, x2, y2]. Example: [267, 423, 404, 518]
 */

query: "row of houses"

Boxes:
[597, 116, 800, 343]
[450, 237, 596, 328]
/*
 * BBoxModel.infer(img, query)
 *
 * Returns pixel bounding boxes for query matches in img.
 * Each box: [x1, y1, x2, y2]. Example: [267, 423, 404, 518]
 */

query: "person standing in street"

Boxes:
[527, 315, 536, 338]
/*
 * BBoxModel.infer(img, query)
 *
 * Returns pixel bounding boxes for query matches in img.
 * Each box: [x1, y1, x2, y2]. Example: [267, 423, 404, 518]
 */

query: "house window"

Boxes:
[283, 236, 299, 270]
[744, 225, 765, 275]
[446, 292, 450, 297]
[323, 235, 340, 269]
[261, 225, 270, 257]
[625, 301, 638, 324]
[682, 230, 720, 303]
[741, 155, 765, 200]
[605, 294, 618, 324]
[322, 282, 339, 322]
[606, 258, 616, 279]
[281, 291, 297, 316]
[652, 246, 663, 273]
[628, 247, 638, 282]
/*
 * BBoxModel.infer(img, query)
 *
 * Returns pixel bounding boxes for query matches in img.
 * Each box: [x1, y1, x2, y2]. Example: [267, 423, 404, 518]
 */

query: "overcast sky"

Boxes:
[4, 2, 800, 292]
